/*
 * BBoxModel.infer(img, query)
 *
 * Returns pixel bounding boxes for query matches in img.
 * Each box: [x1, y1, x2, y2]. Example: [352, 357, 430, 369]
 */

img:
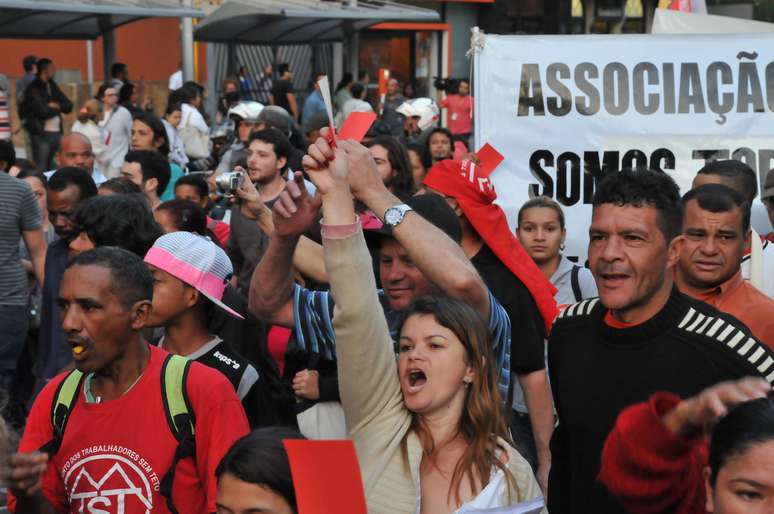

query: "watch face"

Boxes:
[385, 208, 401, 226]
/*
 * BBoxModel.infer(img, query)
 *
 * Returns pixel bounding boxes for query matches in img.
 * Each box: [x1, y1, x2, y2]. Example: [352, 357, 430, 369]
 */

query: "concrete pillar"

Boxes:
[181, 0, 195, 82]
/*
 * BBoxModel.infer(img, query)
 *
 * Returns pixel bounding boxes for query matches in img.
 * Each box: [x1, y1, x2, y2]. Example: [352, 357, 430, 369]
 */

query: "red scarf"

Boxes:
[423, 159, 558, 333]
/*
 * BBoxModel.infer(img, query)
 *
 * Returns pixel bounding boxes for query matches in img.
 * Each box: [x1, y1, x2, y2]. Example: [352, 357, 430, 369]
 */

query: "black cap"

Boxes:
[366, 192, 462, 247]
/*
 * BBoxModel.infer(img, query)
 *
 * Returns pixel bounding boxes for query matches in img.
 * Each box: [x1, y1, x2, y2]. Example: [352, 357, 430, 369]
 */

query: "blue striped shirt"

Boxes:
[292, 285, 513, 399]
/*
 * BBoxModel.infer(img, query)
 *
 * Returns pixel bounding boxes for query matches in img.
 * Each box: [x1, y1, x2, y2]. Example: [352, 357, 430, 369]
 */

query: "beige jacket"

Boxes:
[325, 228, 546, 514]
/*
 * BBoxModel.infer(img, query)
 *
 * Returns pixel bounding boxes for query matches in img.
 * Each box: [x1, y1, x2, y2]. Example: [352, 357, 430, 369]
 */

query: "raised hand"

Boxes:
[664, 377, 770, 437]
[337, 139, 386, 202]
[301, 129, 350, 196]
[273, 172, 322, 239]
[234, 167, 268, 220]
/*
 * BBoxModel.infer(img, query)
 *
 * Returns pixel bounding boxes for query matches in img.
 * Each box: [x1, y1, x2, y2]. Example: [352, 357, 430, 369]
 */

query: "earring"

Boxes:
[560, 243, 565, 252]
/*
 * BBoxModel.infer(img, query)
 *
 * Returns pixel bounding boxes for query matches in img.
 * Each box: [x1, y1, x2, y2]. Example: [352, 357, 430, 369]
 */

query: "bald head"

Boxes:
[58, 132, 95, 174]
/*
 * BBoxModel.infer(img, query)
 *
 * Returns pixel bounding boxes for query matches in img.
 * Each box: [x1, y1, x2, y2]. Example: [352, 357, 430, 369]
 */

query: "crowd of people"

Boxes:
[0, 53, 773, 514]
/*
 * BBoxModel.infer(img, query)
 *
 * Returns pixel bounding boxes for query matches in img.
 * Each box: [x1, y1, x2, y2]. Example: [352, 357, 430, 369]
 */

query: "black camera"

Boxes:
[433, 77, 460, 92]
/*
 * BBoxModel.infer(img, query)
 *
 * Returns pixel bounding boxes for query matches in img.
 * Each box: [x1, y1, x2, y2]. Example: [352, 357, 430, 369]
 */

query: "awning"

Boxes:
[0, 0, 204, 39]
[194, 0, 440, 44]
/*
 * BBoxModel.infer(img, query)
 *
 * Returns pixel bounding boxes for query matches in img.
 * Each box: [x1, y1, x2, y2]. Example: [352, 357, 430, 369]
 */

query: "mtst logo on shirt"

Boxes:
[61, 445, 160, 513]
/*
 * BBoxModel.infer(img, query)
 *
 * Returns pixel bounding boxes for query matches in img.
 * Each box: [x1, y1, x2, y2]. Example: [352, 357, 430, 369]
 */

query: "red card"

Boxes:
[338, 111, 377, 142]
[475, 143, 505, 177]
[283, 439, 367, 514]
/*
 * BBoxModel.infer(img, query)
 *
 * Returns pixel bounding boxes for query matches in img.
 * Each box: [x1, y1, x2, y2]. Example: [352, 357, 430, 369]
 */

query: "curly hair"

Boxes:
[593, 168, 682, 243]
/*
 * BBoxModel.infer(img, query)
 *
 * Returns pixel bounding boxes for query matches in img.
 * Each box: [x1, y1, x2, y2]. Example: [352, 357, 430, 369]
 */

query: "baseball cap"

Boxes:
[144, 231, 244, 319]
[365, 192, 461, 248]
[763, 170, 774, 200]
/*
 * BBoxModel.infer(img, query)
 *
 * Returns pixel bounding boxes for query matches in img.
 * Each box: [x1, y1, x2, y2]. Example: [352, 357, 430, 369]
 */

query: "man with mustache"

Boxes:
[674, 184, 774, 346]
[546, 168, 774, 514]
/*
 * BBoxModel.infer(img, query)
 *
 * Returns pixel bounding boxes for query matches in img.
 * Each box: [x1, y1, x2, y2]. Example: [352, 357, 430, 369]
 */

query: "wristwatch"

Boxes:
[383, 204, 413, 228]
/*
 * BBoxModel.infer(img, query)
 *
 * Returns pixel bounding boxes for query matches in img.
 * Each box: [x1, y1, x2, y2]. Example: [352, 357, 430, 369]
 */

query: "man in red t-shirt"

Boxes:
[438, 79, 473, 140]
[7, 247, 248, 514]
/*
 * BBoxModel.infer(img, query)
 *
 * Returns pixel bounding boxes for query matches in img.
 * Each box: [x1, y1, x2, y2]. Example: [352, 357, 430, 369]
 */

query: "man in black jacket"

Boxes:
[547, 168, 774, 514]
[20, 58, 72, 170]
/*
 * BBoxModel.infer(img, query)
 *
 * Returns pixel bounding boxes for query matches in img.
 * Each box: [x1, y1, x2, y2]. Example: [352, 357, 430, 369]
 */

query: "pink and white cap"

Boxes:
[144, 231, 244, 319]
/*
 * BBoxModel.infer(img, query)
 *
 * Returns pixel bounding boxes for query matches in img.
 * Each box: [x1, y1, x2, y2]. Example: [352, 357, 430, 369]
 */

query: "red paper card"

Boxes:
[283, 439, 367, 514]
[475, 143, 505, 177]
[338, 111, 377, 142]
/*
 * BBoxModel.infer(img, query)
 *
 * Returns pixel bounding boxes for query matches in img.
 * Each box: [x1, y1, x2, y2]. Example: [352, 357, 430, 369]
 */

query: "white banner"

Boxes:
[473, 31, 774, 263]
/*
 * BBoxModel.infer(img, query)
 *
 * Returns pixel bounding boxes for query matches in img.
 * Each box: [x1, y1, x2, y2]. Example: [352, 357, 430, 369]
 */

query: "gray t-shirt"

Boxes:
[0, 172, 42, 305]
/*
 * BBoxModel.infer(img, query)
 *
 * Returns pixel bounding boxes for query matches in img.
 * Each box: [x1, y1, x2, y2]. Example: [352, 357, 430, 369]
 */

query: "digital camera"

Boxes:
[215, 171, 244, 195]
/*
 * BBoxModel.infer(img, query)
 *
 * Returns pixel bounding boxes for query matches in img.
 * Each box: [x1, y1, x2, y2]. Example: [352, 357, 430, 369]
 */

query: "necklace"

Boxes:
[89, 371, 144, 404]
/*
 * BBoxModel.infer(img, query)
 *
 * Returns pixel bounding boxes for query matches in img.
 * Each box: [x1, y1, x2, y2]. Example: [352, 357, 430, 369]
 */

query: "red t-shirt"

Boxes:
[9, 345, 249, 514]
[207, 216, 231, 248]
[267, 325, 292, 377]
[440, 94, 473, 136]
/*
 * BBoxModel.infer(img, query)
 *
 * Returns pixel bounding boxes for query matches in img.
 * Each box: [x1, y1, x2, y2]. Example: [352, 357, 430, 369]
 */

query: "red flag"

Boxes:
[423, 155, 559, 333]
[283, 439, 368, 514]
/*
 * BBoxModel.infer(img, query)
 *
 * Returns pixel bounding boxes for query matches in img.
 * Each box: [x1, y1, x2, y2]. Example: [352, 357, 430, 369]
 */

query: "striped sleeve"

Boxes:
[677, 306, 774, 386]
[487, 290, 512, 401]
[292, 284, 337, 360]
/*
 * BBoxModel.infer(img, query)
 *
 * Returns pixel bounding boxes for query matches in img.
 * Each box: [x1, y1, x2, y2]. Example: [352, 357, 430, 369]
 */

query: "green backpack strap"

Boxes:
[39, 369, 84, 457]
[159, 354, 195, 514]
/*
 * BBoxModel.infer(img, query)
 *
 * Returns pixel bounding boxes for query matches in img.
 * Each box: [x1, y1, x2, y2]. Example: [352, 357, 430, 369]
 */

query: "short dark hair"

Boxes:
[22, 55, 37, 73]
[48, 167, 98, 200]
[155, 199, 208, 236]
[36, 58, 53, 75]
[681, 183, 750, 232]
[73, 194, 163, 257]
[0, 140, 16, 171]
[124, 150, 171, 195]
[593, 168, 682, 243]
[709, 397, 774, 485]
[98, 177, 143, 195]
[118, 82, 135, 105]
[110, 62, 127, 78]
[357, 69, 369, 81]
[174, 174, 209, 200]
[350, 82, 365, 100]
[697, 159, 758, 205]
[216, 428, 305, 514]
[67, 246, 153, 309]
[277, 63, 290, 76]
[249, 128, 292, 172]
[16, 168, 47, 188]
[165, 102, 182, 116]
[132, 111, 171, 157]
[426, 127, 454, 154]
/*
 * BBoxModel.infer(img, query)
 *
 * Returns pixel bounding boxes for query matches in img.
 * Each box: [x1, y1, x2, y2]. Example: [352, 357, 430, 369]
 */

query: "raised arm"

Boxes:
[237, 175, 327, 284]
[344, 144, 491, 321]
[599, 378, 770, 514]
[300, 137, 408, 437]
[247, 173, 322, 327]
